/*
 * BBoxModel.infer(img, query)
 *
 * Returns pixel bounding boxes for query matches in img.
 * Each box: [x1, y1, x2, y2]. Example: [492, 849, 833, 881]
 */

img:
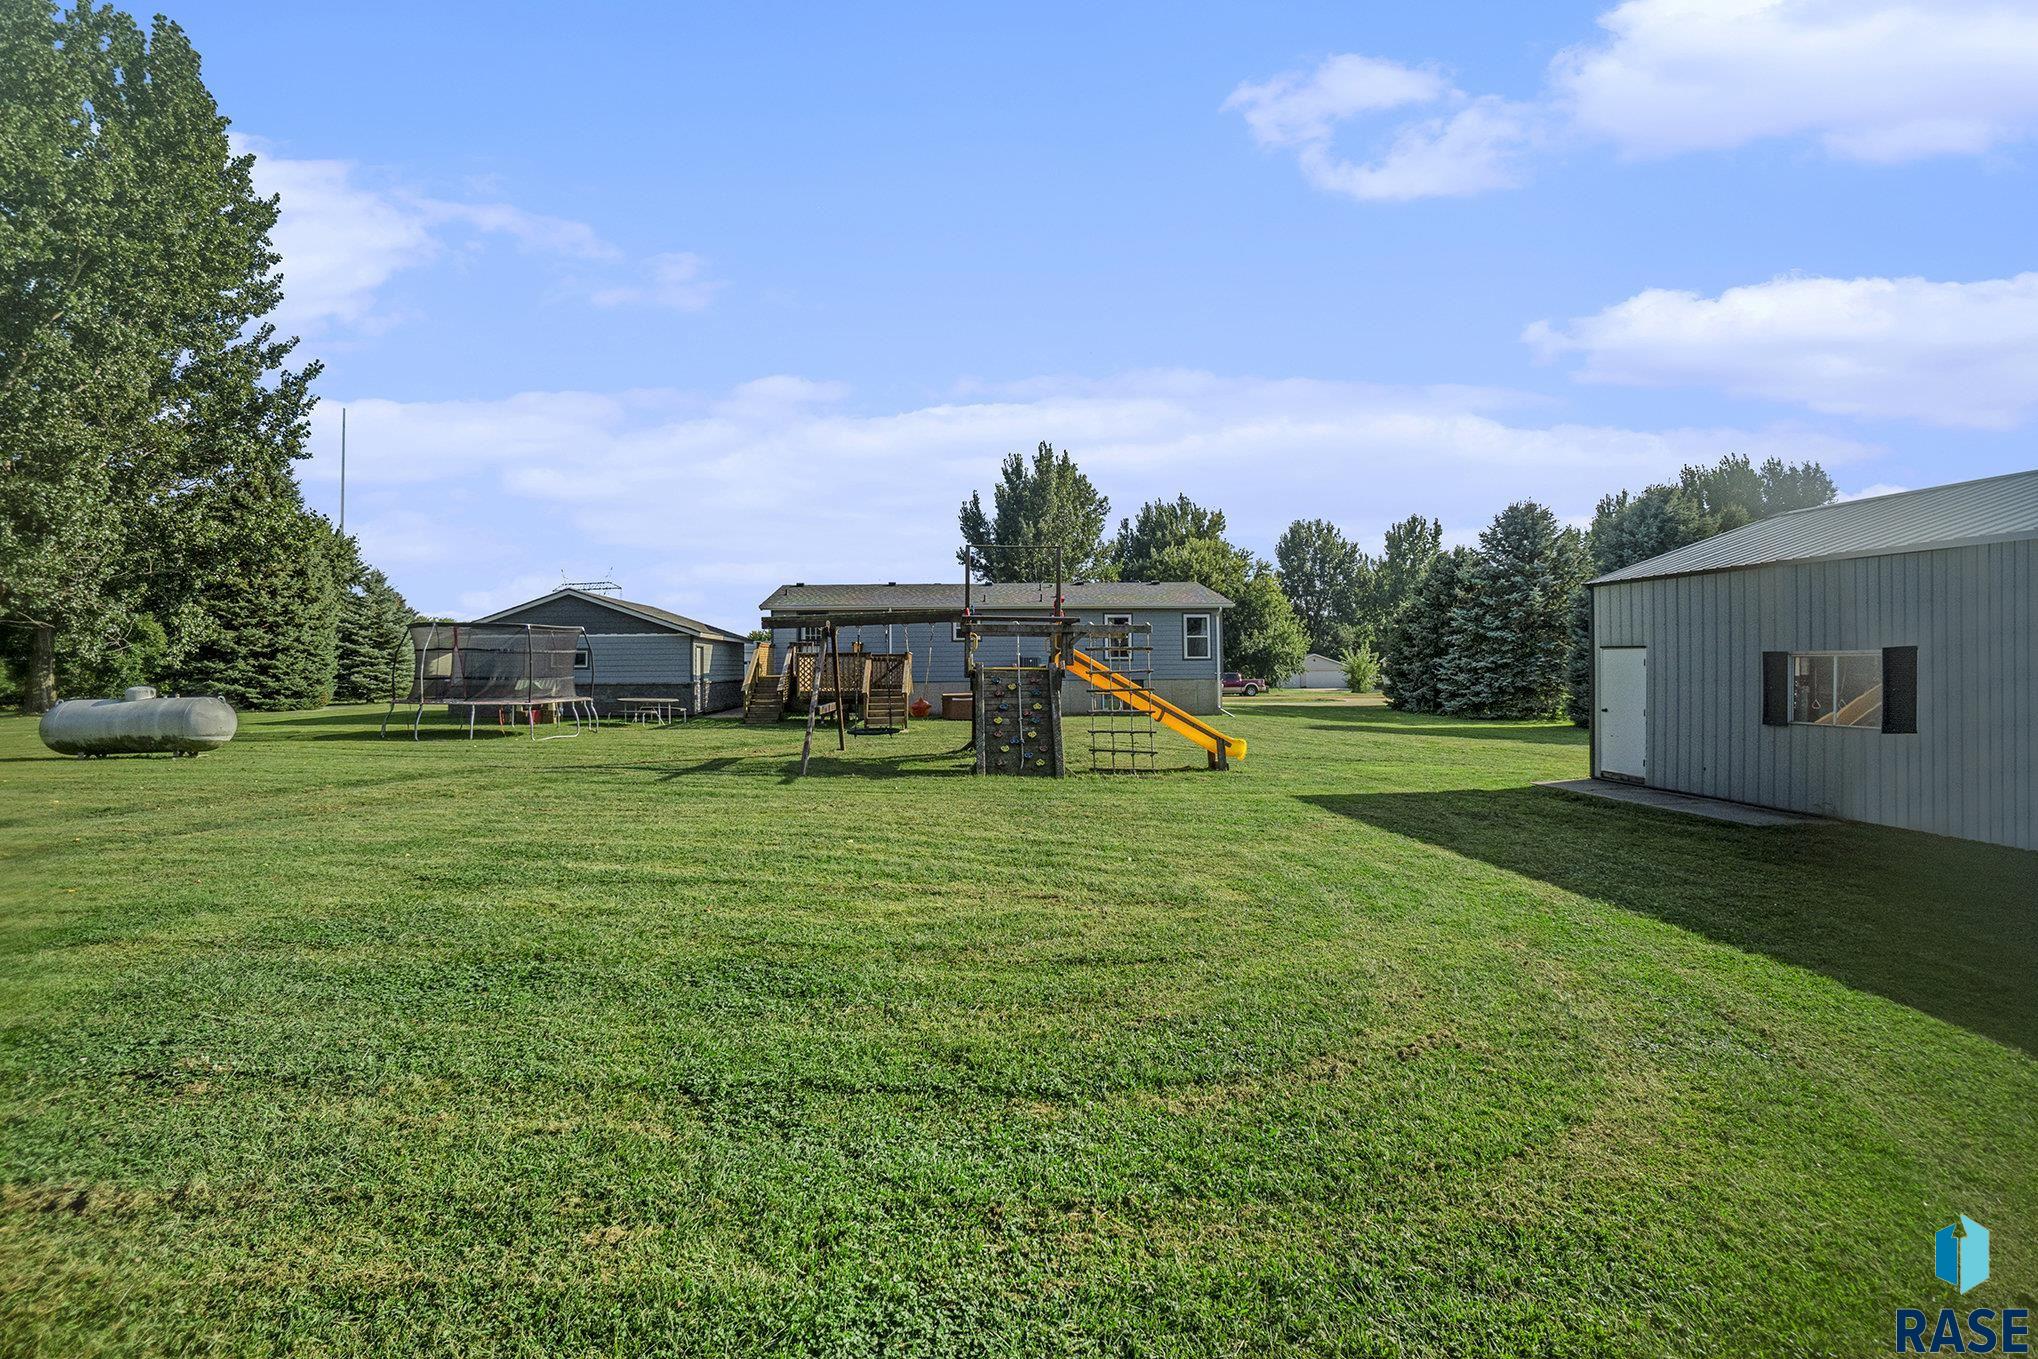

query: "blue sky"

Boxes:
[172, 1, 2037, 627]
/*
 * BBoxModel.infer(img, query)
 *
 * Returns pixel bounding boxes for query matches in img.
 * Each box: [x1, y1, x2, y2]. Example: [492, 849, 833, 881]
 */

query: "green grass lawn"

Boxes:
[2, 697, 2033, 1356]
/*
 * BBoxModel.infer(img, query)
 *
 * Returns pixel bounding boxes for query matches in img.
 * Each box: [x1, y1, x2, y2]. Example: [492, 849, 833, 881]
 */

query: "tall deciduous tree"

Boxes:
[1111, 495, 1228, 582]
[1377, 515, 1443, 619]
[1226, 565, 1308, 684]
[1274, 518, 1368, 656]
[0, 2, 324, 708]
[957, 442, 1111, 582]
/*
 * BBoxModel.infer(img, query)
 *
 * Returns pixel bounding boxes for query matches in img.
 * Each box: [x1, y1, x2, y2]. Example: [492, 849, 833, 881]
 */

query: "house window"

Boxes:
[1183, 613, 1211, 662]
[1790, 651, 1883, 728]
[573, 646, 590, 670]
[1103, 613, 1132, 668]
[796, 624, 823, 643]
[952, 622, 966, 643]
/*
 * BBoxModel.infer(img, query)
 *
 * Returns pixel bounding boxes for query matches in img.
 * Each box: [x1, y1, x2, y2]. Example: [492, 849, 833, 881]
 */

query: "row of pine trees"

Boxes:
[1380, 454, 1836, 721]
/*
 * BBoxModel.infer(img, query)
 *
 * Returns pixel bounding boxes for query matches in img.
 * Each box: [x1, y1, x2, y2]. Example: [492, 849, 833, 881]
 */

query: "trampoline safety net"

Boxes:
[405, 623, 584, 703]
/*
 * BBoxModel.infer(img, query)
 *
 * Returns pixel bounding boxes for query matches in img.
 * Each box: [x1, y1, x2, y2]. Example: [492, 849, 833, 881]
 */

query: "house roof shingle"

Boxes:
[479, 588, 747, 642]
[760, 581, 1234, 613]
[1592, 469, 2038, 585]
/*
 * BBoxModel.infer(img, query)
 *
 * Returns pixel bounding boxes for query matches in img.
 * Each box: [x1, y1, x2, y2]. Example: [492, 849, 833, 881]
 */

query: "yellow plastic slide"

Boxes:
[1062, 649, 1247, 765]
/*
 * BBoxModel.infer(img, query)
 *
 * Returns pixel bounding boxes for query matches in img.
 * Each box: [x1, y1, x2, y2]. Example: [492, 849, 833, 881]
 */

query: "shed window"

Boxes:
[1183, 613, 1211, 661]
[796, 624, 823, 643]
[1790, 651, 1883, 728]
[573, 646, 590, 669]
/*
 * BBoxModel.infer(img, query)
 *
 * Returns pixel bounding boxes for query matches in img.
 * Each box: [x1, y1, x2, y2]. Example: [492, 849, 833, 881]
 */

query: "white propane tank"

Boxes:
[39, 688, 238, 757]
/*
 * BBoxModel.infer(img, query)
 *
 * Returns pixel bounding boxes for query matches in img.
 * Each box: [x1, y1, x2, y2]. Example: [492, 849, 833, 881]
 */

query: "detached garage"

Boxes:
[1282, 652, 1347, 690]
[1588, 470, 2036, 851]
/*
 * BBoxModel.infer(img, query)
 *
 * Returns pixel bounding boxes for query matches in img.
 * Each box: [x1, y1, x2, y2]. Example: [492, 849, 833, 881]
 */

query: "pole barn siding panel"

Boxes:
[1596, 541, 2034, 850]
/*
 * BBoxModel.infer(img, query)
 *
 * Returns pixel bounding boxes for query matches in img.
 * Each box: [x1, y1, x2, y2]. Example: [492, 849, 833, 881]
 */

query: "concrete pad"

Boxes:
[1535, 778, 1824, 827]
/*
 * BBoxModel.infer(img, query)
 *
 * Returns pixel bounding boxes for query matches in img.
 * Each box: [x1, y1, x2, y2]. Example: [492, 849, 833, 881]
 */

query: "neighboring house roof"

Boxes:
[760, 581, 1235, 612]
[1592, 469, 2038, 585]
[479, 588, 747, 643]
[1301, 652, 1340, 666]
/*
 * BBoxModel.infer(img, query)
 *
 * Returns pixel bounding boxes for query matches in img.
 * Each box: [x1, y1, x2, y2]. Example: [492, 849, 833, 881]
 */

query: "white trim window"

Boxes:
[952, 622, 967, 643]
[1103, 612, 1133, 668]
[1183, 613, 1212, 662]
[572, 646, 590, 670]
[795, 624, 824, 643]
[1790, 651, 1883, 728]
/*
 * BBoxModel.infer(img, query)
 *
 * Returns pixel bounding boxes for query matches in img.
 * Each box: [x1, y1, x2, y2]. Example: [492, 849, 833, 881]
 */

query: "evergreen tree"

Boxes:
[1110, 495, 1228, 581]
[1274, 518, 1369, 656]
[1381, 547, 1474, 713]
[173, 502, 341, 710]
[957, 442, 1111, 581]
[1437, 502, 1588, 719]
[336, 563, 414, 704]
[1226, 564, 1308, 682]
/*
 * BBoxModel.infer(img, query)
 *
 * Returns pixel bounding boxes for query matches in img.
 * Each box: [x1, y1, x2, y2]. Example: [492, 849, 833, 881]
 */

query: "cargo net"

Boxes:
[405, 623, 583, 704]
[1084, 622, 1156, 774]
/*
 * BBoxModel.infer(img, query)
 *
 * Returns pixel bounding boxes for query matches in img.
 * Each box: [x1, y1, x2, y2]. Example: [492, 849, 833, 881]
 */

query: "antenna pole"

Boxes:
[339, 407, 347, 534]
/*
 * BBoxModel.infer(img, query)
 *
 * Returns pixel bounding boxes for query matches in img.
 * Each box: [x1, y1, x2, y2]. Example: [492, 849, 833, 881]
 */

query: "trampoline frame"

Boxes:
[379, 621, 598, 741]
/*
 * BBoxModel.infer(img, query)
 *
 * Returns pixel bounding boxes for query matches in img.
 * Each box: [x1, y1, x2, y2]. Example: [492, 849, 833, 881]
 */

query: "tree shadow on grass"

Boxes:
[1301, 788, 2038, 1058]
[779, 746, 978, 782]
[1247, 702, 1587, 745]
[605, 757, 748, 781]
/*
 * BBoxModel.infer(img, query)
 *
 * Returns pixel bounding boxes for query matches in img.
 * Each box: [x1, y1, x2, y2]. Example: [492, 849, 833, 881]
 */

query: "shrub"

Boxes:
[1340, 644, 1382, 693]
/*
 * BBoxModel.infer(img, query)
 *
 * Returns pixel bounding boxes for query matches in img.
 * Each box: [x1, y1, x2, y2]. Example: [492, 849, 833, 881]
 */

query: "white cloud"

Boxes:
[1225, 54, 1449, 147]
[1555, 0, 2038, 163]
[248, 149, 440, 331]
[1223, 56, 1539, 201]
[1525, 272, 2038, 428]
[418, 200, 620, 262]
[1231, 1, 2038, 202]
[240, 138, 709, 335]
[590, 252, 724, 311]
[1834, 482, 1912, 501]
[306, 371, 1874, 623]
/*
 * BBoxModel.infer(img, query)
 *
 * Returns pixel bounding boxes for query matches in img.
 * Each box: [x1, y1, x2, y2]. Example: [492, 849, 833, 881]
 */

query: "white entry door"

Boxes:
[694, 642, 713, 714]
[1597, 647, 1647, 782]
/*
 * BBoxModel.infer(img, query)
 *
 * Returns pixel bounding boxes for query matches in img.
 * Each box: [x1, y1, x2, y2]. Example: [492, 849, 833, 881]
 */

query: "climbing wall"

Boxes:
[974, 665, 1062, 776]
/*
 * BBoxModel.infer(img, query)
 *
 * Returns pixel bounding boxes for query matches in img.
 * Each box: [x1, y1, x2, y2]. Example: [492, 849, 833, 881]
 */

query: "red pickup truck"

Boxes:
[1222, 671, 1265, 697]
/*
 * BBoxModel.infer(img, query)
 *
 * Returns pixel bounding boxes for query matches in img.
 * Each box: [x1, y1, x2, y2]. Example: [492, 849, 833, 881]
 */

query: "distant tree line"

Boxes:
[0, 4, 411, 712]
[955, 442, 1837, 721]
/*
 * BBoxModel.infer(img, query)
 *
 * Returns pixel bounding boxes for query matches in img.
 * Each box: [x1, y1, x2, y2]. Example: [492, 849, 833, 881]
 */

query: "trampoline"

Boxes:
[381, 622, 600, 740]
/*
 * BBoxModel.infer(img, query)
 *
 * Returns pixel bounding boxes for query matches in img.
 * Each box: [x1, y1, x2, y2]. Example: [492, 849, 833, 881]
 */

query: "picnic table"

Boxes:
[615, 697, 687, 726]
